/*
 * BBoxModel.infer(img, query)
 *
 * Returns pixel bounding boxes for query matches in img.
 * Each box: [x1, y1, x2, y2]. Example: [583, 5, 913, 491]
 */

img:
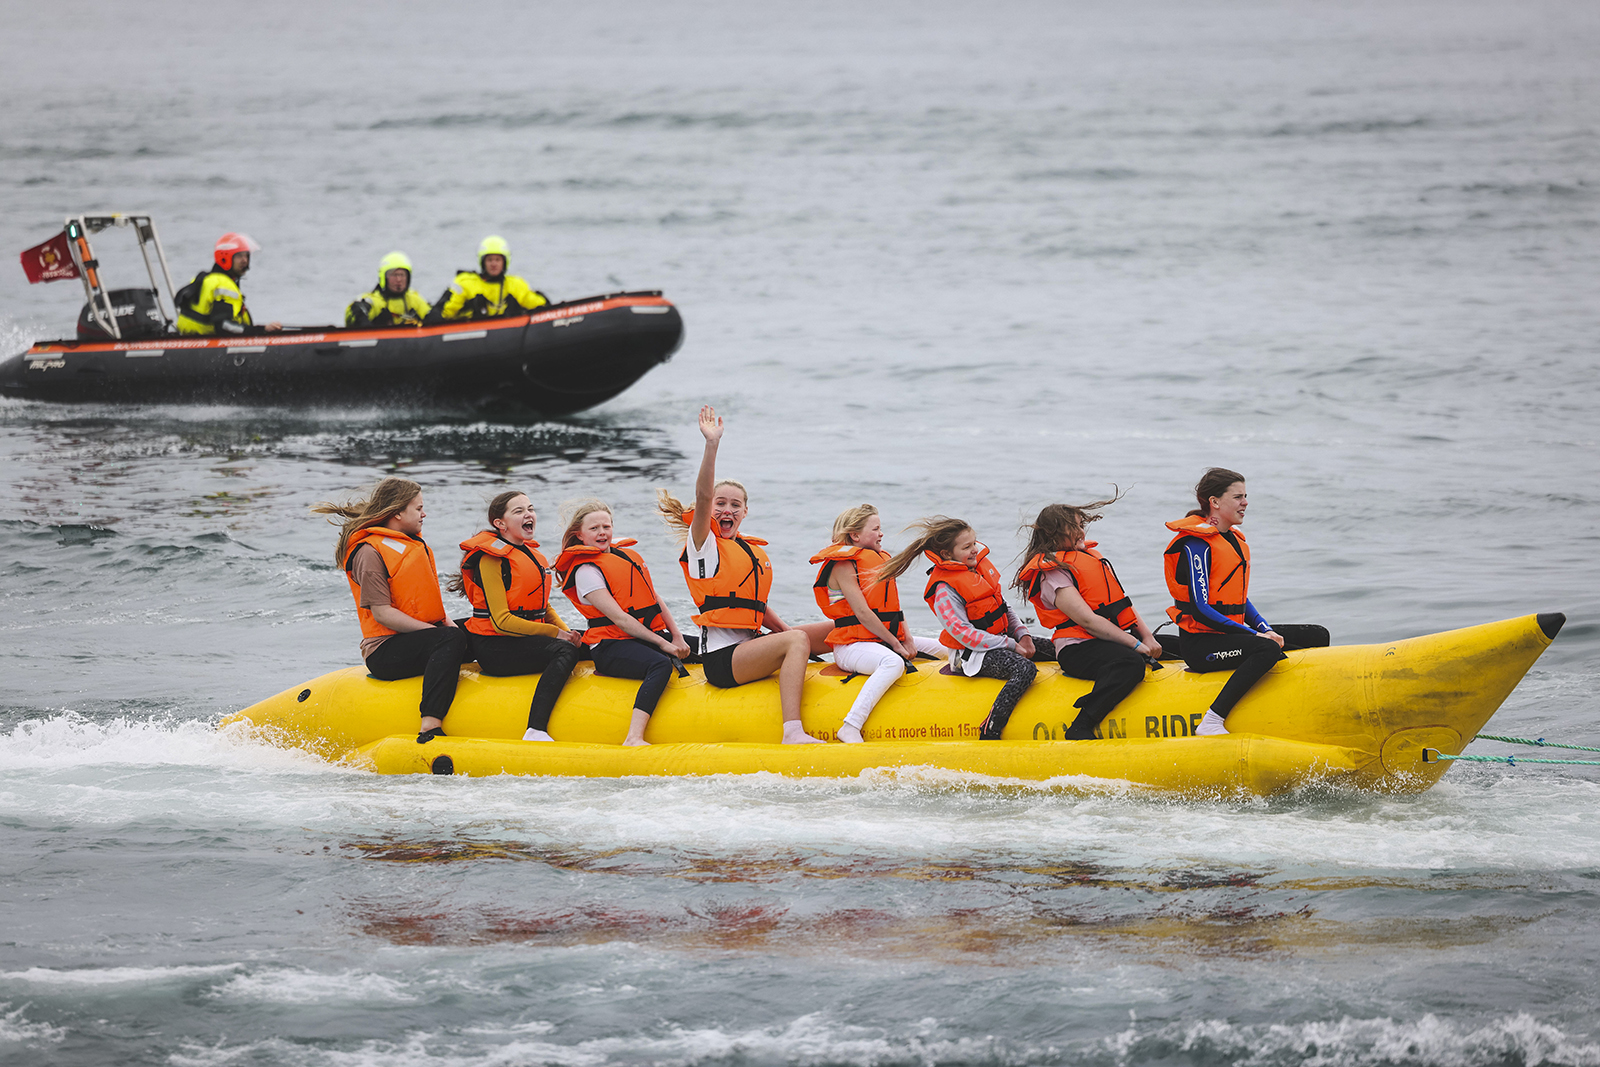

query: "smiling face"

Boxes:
[389, 493, 425, 537]
[709, 482, 747, 539]
[577, 509, 613, 549]
[849, 514, 884, 552]
[492, 494, 536, 545]
[950, 527, 980, 568]
[1207, 481, 1248, 529]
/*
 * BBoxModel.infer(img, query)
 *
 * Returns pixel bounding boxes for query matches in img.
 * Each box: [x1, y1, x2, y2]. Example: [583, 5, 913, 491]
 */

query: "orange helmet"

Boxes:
[213, 232, 261, 272]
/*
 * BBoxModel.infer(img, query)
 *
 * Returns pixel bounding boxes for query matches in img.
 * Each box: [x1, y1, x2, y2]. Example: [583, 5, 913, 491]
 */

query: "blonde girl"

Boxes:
[810, 505, 946, 743]
[554, 500, 690, 746]
[657, 405, 832, 744]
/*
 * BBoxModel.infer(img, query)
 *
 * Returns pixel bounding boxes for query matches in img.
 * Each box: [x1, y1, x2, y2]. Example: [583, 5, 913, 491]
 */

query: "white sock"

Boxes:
[523, 728, 554, 742]
[1195, 710, 1228, 736]
[782, 720, 824, 744]
[838, 723, 864, 744]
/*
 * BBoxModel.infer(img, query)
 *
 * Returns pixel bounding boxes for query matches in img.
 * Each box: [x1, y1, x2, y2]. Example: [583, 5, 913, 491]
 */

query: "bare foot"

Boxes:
[622, 735, 651, 746]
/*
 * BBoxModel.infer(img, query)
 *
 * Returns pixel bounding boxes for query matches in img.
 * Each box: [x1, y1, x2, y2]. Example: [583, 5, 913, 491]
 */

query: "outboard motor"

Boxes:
[77, 288, 167, 340]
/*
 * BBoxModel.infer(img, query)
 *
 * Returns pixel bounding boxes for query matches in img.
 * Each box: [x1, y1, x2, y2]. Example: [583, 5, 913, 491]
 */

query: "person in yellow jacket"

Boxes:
[176, 233, 283, 336]
[428, 235, 548, 322]
[345, 251, 431, 327]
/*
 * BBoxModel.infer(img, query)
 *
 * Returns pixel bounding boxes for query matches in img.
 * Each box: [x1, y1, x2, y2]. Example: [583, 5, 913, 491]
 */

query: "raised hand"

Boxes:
[698, 404, 724, 443]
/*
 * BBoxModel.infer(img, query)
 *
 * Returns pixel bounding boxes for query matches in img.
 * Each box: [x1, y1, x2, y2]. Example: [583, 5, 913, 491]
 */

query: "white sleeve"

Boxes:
[684, 529, 720, 581]
[572, 563, 607, 604]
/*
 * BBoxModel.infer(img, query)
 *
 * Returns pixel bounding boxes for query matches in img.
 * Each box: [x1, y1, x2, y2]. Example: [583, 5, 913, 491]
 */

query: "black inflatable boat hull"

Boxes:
[0, 291, 683, 415]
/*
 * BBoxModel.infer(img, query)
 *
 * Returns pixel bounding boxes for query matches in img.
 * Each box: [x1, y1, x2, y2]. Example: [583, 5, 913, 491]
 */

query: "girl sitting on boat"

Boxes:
[811, 505, 946, 743]
[312, 477, 466, 743]
[453, 491, 582, 742]
[1164, 467, 1285, 736]
[876, 518, 1037, 740]
[1015, 496, 1162, 740]
[657, 405, 832, 744]
[554, 499, 691, 746]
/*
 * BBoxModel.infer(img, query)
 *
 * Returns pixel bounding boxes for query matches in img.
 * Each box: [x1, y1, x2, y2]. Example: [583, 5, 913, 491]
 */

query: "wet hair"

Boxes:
[1191, 468, 1246, 518]
[311, 477, 423, 565]
[873, 517, 973, 587]
[561, 498, 613, 549]
[1012, 490, 1124, 591]
[656, 480, 749, 544]
[830, 504, 879, 545]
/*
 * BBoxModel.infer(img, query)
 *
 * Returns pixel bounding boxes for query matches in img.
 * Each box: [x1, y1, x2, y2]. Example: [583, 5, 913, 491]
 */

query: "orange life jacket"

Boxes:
[1163, 515, 1251, 634]
[457, 530, 552, 637]
[922, 544, 1009, 651]
[1018, 543, 1138, 642]
[809, 543, 907, 646]
[677, 508, 773, 630]
[554, 539, 665, 645]
[343, 526, 446, 640]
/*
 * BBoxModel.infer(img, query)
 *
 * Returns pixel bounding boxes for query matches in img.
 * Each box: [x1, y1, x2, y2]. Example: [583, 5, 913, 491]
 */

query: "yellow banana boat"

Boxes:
[222, 612, 1564, 797]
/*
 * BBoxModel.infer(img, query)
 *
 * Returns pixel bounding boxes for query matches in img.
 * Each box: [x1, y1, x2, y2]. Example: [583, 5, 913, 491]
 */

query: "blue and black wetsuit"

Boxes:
[1173, 535, 1285, 720]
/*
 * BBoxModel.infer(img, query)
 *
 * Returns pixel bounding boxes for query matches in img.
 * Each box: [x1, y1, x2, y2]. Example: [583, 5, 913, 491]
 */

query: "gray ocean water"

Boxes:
[3, 1, 1600, 1064]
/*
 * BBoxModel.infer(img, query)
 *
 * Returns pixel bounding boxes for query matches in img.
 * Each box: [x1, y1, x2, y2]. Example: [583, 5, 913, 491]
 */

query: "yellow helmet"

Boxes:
[377, 250, 413, 289]
[477, 235, 510, 268]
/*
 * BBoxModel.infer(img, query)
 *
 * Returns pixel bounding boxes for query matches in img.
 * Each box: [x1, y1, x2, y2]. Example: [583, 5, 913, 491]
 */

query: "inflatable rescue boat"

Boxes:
[224, 613, 1565, 797]
[5, 214, 682, 413]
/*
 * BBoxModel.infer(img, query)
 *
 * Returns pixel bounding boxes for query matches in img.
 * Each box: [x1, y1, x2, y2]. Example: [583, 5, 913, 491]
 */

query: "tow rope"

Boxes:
[1421, 732, 1600, 768]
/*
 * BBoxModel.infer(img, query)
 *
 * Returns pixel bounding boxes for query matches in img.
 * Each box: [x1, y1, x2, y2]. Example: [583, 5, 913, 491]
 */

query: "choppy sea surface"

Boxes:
[3, 2, 1599, 1065]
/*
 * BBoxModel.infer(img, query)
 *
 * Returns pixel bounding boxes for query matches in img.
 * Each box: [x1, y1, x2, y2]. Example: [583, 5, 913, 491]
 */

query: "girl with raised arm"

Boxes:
[554, 499, 690, 746]
[656, 405, 831, 744]
[810, 505, 946, 743]
[312, 478, 466, 743]
[1164, 468, 1285, 736]
[453, 491, 582, 742]
[1016, 497, 1161, 740]
[876, 518, 1037, 740]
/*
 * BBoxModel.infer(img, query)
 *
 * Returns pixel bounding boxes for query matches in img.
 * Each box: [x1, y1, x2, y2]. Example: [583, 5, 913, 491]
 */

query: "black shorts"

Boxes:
[701, 642, 742, 689]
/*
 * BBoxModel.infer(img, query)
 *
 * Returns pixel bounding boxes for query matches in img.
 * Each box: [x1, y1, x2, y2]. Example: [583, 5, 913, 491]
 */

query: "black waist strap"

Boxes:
[587, 603, 663, 629]
[971, 603, 1008, 631]
[699, 594, 767, 615]
[1173, 598, 1245, 617]
[472, 607, 547, 621]
[832, 609, 904, 629]
[1093, 596, 1133, 622]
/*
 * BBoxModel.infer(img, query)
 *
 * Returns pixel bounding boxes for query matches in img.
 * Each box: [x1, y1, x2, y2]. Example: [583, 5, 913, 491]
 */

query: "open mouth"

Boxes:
[717, 516, 736, 535]
[520, 519, 536, 538]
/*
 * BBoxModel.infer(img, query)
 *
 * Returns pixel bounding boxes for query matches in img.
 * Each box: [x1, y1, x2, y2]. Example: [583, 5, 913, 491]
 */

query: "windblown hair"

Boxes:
[1191, 468, 1245, 518]
[445, 489, 529, 594]
[561, 498, 613, 549]
[1013, 490, 1124, 591]
[873, 516, 973, 587]
[655, 480, 749, 544]
[310, 477, 423, 565]
[830, 503, 879, 545]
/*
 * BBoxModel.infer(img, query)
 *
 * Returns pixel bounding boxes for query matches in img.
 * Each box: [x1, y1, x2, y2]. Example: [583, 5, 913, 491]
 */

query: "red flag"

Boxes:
[20, 231, 80, 284]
